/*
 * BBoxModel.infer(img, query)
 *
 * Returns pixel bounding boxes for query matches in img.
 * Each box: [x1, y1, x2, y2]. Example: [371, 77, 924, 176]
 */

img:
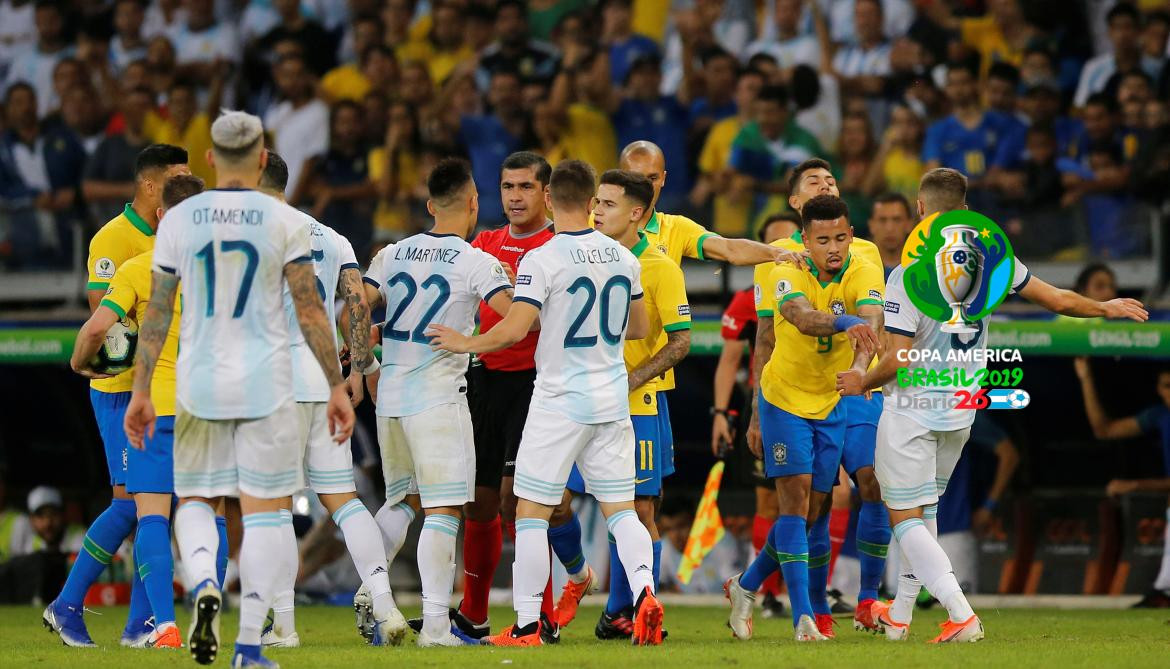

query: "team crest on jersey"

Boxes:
[643, 393, 652, 405]
[774, 279, 792, 299]
[95, 257, 115, 279]
[830, 299, 846, 316]
[516, 274, 532, 285]
[772, 442, 787, 465]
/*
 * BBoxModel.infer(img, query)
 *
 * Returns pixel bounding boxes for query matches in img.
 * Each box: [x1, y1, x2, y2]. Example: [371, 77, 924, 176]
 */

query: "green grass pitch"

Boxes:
[6, 604, 1170, 668]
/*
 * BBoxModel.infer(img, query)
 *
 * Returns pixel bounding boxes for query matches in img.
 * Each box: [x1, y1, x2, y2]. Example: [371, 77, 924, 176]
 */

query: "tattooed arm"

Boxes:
[339, 267, 374, 372]
[627, 330, 691, 392]
[286, 261, 345, 387]
[124, 270, 179, 448]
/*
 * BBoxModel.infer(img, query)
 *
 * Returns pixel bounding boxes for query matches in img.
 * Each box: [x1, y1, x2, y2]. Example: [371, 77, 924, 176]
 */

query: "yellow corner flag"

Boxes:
[677, 460, 726, 585]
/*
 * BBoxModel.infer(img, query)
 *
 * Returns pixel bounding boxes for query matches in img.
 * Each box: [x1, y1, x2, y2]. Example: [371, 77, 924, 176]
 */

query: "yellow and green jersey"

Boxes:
[753, 231, 883, 317]
[625, 234, 691, 413]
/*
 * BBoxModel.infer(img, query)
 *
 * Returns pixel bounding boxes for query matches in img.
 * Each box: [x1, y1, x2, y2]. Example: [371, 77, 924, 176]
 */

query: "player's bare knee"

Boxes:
[886, 505, 923, 528]
[855, 467, 882, 502]
[112, 484, 131, 500]
[774, 476, 811, 517]
[499, 478, 518, 522]
[134, 492, 171, 518]
[317, 491, 357, 515]
[756, 487, 779, 519]
[425, 505, 463, 520]
[465, 486, 501, 522]
[516, 497, 555, 521]
[549, 497, 574, 527]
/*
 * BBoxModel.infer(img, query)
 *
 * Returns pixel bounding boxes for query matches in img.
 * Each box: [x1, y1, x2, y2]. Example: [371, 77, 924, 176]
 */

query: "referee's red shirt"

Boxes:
[471, 223, 555, 371]
[721, 288, 758, 385]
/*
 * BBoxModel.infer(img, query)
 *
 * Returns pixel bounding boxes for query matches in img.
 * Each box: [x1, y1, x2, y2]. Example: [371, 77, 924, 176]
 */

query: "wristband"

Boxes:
[982, 498, 998, 512]
[361, 358, 381, 375]
[833, 315, 866, 332]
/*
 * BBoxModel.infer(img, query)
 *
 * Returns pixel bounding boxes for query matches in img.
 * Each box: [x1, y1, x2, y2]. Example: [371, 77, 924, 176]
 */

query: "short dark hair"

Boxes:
[496, 0, 526, 17]
[918, 167, 968, 213]
[162, 174, 205, 209]
[946, 60, 978, 80]
[872, 192, 912, 218]
[1146, 10, 1170, 28]
[260, 151, 289, 192]
[427, 157, 474, 205]
[757, 84, 789, 107]
[700, 46, 736, 68]
[360, 44, 395, 66]
[800, 195, 849, 230]
[1085, 92, 1119, 113]
[548, 160, 597, 210]
[988, 62, 1020, 86]
[787, 158, 833, 194]
[599, 169, 653, 211]
[4, 81, 35, 105]
[500, 151, 552, 186]
[746, 52, 778, 70]
[1107, 1, 1139, 25]
[134, 144, 188, 177]
[1073, 262, 1115, 294]
[757, 211, 801, 241]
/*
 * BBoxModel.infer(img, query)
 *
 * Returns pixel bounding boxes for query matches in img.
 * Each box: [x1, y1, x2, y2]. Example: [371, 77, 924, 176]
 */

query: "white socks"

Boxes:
[1156, 508, 1170, 592]
[608, 509, 655, 598]
[418, 514, 460, 638]
[175, 501, 219, 588]
[513, 518, 550, 629]
[889, 504, 938, 624]
[333, 498, 395, 619]
[272, 509, 297, 636]
[238, 512, 284, 646]
[894, 517, 974, 624]
[375, 501, 416, 565]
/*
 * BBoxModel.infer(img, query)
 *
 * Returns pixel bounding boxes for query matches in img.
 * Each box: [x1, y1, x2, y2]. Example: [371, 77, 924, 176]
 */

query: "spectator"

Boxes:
[661, 0, 752, 96]
[791, 63, 841, 163]
[109, 0, 147, 75]
[1114, 69, 1152, 162]
[866, 192, 914, 277]
[1075, 2, 1141, 108]
[166, 0, 239, 106]
[1019, 44, 1058, 89]
[1058, 141, 1137, 258]
[1074, 358, 1170, 608]
[58, 82, 106, 155]
[142, 0, 185, 41]
[255, 0, 336, 77]
[546, 47, 619, 174]
[657, 498, 750, 595]
[825, 0, 892, 102]
[44, 57, 85, 123]
[5, 1, 73, 119]
[837, 112, 876, 235]
[149, 79, 215, 185]
[476, 0, 560, 93]
[0, 486, 84, 604]
[448, 68, 527, 227]
[320, 20, 392, 104]
[0, 0, 36, 78]
[143, 36, 177, 101]
[601, 0, 660, 86]
[265, 54, 329, 201]
[694, 67, 764, 237]
[303, 101, 377, 263]
[684, 47, 740, 138]
[529, 0, 591, 43]
[745, 0, 818, 71]
[380, 0, 421, 50]
[20, 486, 83, 555]
[999, 125, 1067, 255]
[922, 0, 1037, 83]
[398, 59, 434, 112]
[862, 101, 924, 202]
[1072, 93, 1124, 168]
[361, 90, 390, 147]
[369, 100, 427, 242]
[0, 82, 86, 268]
[331, 12, 383, 78]
[1073, 262, 1119, 303]
[1142, 10, 1169, 85]
[396, 0, 473, 86]
[986, 62, 1023, 120]
[83, 85, 155, 224]
[819, 0, 914, 47]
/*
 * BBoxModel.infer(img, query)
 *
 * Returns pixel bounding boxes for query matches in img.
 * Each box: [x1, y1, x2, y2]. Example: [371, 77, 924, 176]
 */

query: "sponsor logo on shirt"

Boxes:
[884, 301, 900, 314]
[677, 304, 690, 316]
[868, 289, 882, 301]
[516, 274, 532, 285]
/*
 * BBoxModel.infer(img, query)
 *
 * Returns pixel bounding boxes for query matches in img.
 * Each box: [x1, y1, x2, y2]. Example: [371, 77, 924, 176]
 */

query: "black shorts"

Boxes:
[468, 364, 536, 489]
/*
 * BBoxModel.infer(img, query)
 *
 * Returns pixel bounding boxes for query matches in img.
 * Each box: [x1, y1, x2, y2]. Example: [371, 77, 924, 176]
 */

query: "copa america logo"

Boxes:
[901, 210, 1016, 328]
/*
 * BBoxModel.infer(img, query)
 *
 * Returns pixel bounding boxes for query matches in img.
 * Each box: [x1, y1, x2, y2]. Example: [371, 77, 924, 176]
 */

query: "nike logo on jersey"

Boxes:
[635, 478, 653, 484]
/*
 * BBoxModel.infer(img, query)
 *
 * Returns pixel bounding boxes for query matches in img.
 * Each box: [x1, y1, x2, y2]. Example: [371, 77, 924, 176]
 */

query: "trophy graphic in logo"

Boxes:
[935, 225, 984, 333]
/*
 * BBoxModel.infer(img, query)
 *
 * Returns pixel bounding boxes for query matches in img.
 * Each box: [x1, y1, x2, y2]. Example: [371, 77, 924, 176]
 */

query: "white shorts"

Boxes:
[513, 405, 635, 506]
[875, 411, 970, 511]
[298, 402, 356, 494]
[174, 398, 303, 499]
[377, 402, 475, 509]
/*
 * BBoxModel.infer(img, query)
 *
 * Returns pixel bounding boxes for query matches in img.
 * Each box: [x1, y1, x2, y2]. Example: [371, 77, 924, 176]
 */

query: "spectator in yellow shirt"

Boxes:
[395, 1, 474, 85]
[369, 100, 428, 241]
[862, 102, 924, 203]
[319, 16, 392, 103]
[149, 80, 216, 185]
[693, 68, 765, 237]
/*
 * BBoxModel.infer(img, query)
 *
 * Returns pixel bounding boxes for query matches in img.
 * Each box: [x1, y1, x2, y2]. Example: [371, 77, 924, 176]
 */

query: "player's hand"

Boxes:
[771, 247, 808, 267]
[365, 367, 380, 405]
[845, 323, 880, 358]
[972, 507, 994, 537]
[70, 357, 113, 379]
[338, 344, 351, 367]
[746, 410, 762, 459]
[1072, 356, 1090, 381]
[836, 369, 866, 396]
[711, 413, 734, 457]
[501, 261, 516, 285]
[425, 324, 472, 353]
[327, 384, 356, 443]
[123, 391, 156, 450]
[345, 372, 365, 407]
[1106, 478, 1139, 497]
[1101, 297, 1148, 322]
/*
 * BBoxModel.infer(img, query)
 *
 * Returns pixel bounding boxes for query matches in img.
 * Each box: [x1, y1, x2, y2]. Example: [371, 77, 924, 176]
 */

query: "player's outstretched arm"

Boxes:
[625, 295, 649, 340]
[124, 270, 179, 448]
[629, 329, 691, 393]
[287, 261, 355, 442]
[746, 315, 775, 458]
[427, 302, 540, 354]
[1072, 356, 1143, 440]
[1018, 276, 1148, 321]
[70, 307, 119, 379]
[701, 236, 805, 267]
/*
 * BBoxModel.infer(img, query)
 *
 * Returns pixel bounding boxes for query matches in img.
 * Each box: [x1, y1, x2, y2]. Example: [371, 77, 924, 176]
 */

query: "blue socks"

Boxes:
[59, 498, 137, 608]
[857, 501, 891, 602]
[807, 513, 831, 616]
[548, 513, 586, 577]
[127, 565, 152, 625]
[774, 515, 812, 625]
[652, 540, 662, 590]
[215, 515, 229, 586]
[135, 514, 176, 624]
[604, 534, 632, 614]
[234, 642, 262, 662]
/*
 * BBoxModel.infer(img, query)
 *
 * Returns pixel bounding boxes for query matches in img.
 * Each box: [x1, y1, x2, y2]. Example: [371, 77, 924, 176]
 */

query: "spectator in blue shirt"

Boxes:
[304, 100, 378, 264]
[600, 0, 659, 86]
[458, 69, 527, 227]
[994, 79, 1083, 169]
[685, 47, 739, 138]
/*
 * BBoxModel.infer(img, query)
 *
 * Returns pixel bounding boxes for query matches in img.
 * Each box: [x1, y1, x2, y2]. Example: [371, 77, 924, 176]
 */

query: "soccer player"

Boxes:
[428, 160, 664, 647]
[712, 213, 799, 619]
[254, 153, 405, 647]
[123, 111, 355, 668]
[67, 173, 207, 650]
[361, 158, 514, 648]
[749, 159, 891, 634]
[553, 169, 691, 636]
[43, 143, 190, 648]
[725, 194, 883, 642]
[456, 151, 556, 640]
[836, 167, 1148, 643]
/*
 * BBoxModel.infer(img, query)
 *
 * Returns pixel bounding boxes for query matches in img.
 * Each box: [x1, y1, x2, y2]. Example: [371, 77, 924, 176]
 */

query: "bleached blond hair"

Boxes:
[210, 110, 264, 163]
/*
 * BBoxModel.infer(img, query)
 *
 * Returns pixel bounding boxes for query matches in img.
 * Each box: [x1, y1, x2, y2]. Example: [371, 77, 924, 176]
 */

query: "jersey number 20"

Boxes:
[564, 276, 632, 348]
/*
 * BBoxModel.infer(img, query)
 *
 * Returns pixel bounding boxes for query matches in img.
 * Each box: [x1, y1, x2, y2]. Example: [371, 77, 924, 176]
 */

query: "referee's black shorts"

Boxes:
[467, 363, 536, 489]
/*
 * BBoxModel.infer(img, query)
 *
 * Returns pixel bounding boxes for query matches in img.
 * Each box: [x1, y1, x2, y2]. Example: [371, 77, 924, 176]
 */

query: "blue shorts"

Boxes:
[567, 414, 661, 497]
[90, 389, 131, 486]
[657, 392, 675, 478]
[759, 392, 846, 493]
[841, 393, 883, 476]
[127, 415, 175, 494]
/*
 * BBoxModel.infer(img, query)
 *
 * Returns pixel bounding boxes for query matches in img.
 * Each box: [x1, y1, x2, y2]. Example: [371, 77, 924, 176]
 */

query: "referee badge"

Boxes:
[772, 443, 787, 465]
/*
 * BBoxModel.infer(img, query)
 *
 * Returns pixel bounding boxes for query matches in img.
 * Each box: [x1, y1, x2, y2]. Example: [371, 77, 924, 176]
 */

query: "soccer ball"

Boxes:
[90, 319, 138, 375]
[1006, 389, 1030, 409]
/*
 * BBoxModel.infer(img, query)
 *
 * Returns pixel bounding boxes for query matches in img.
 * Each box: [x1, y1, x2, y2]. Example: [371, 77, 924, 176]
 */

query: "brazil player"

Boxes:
[726, 195, 883, 642]
[552, 169, 691, 635]
[254, 154, 405, 648]
[750, 158, 891, 631]
[124, 111, 356, 668]
[429, 160, 664, 647]
[836, 167, 1148, 643]
[361, 158, 514, 648]
[67, 174, 206, 650]
[44, 144, 191, 648]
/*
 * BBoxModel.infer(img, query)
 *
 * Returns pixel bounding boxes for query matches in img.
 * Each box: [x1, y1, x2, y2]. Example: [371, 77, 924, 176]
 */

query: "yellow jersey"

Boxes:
[698, 117, 754, 237]
[149, 113, 215, 186]
[87, 203, 156, 393]
[753, 231, 882, 317]
[759, 255, 884, 419]
[320, 63, 370, 103]
[100, 251, 180, 416]
[625, 235, 691, 415]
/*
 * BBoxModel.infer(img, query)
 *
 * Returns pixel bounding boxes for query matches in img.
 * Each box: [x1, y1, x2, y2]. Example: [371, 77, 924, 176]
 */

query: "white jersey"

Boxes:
[153, 189, 311, 420]
[514, 229, 643, 424]
[365, 231, 511, 417]
[283, 212, 359, 403]
[882, 258, 1030, 431]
